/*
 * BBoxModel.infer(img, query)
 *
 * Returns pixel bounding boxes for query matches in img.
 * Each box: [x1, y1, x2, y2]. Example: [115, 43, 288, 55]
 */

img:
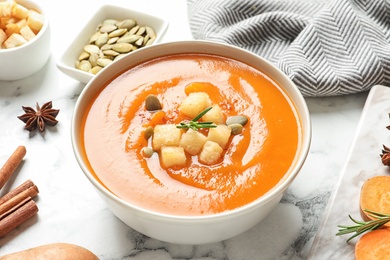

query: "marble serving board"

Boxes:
[307, 85, 390, 259]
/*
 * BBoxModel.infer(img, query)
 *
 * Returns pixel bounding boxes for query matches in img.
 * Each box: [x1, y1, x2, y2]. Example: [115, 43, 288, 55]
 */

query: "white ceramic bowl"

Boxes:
[56, 4, 168, 84]
[71, 40, 312, 245]
[0, 0, 50, 81]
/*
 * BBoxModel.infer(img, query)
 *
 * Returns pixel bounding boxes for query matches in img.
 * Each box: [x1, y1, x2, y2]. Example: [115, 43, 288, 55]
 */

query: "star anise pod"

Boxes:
[17, 101, 60, 132]
[380, 145, 390, 166]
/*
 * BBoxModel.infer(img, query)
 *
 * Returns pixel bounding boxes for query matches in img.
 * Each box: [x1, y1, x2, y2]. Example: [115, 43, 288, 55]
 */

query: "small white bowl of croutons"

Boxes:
[0, 0, 50, 81]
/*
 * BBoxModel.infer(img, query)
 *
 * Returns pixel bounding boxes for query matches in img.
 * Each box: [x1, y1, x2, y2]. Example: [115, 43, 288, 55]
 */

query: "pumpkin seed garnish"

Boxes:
[76, 18, 157, 75]
[145, 94, 162, 111]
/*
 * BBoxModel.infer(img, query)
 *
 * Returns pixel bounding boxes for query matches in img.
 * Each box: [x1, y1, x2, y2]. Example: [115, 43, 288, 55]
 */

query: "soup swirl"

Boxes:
[82, 54, 301, 215]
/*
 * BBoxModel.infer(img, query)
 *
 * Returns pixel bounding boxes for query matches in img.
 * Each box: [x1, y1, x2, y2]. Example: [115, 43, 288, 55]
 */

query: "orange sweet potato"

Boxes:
[360, 175, 390, 227]
[0, 243, 99, 259]
[355, 228, 390, 259]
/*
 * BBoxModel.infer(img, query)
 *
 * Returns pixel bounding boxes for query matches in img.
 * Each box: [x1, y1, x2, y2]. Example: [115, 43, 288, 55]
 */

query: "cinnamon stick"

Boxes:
[0, 179, 35, 205]
[0, 146, 26, 190]
[0, 185, 39, 217]
[0, 199, 38, 237]
[0, 179, 39, 237]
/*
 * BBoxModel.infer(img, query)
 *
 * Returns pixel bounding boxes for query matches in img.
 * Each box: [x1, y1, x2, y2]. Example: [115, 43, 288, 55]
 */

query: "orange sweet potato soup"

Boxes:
[82, 53, 301, 216]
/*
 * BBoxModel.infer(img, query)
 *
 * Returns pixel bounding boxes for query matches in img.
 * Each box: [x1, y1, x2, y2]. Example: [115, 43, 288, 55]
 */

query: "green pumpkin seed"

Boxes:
[143, 35, 150, 45]
[112, 43, 132, 53]
[117, 19, 136, 30]
[102, 19, 118, 25]
[89, 31, 100, 43]
[78, 51, 89, 61]
[117, 34, 141, 43]
[136, 26, 146, 36]
[97, 58, 112, 67]
[103, 50, 120, 56]
[228, 123, 243, 135]
[226, 115, 248, 126]
[100, 24, 117, 33]
[144, 126, 154, 139]
[145, 94, 162, 111]
[90, 66, 103, 75]
[134, 37, 144, 46]
[84, 44, 100, 54]
[107, 37, 119, 44]
[100, 44, 112, 51]
[88, 53, 99, 67]
[95, 32, 108, 47]
[141, 147, 154, 158]
[108, 28, 127, 38]
[129, 25, 140, 35]
[98, 49, 105, 58]
[145, 26, 156, 38]
[145, 38, 155, 46]
[78, 60, 92, 72]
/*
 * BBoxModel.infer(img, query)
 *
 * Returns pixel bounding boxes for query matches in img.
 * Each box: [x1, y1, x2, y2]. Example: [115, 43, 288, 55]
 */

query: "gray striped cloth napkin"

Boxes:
[187, 0, 390, 97]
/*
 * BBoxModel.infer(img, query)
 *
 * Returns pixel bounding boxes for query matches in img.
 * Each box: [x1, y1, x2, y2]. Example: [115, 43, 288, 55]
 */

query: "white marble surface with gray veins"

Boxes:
[309, 85, 390, 259]
[0, 0, 374, 259]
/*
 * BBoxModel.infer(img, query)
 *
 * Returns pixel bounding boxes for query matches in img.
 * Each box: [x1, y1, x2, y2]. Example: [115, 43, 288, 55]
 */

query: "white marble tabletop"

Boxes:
[308, 85, 390, 259]
[0, 0, 371, 259]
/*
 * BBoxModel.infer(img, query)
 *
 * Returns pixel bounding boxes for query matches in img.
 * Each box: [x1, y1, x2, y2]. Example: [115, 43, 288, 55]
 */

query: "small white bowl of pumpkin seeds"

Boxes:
[56, 4, 168, 84]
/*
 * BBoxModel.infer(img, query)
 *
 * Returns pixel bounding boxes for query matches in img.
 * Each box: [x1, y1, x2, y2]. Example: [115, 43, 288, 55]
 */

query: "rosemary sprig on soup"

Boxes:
[176, 107, 217, 131]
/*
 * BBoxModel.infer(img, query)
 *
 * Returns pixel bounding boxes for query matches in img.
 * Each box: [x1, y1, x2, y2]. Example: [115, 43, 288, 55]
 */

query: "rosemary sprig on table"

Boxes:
[176, 107, 217, 131]
[336, 209, 390, 242]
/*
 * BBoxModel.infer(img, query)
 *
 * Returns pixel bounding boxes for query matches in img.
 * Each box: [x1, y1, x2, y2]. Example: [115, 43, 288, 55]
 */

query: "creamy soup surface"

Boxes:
[82, 53, 301, 216]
